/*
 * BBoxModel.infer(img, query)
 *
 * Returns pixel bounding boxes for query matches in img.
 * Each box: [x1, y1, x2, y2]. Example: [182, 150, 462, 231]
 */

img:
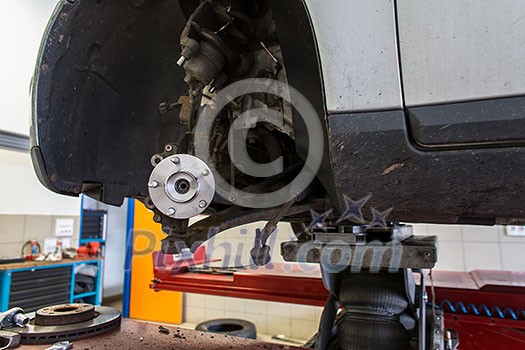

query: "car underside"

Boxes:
[29, 0, 525, 349]
[31, 0, 525, 240]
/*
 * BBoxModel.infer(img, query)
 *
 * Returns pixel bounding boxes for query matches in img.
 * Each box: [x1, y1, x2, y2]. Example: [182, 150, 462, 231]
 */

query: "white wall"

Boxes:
[0, 213, 80, 257]
[0, 148, 80, 215]
[83, 196, 128, 298]
[102, 202, 128, 298]
[412, 224, 525, 272]
[0, 1, 79, 215]
[0, 0, 57, 135]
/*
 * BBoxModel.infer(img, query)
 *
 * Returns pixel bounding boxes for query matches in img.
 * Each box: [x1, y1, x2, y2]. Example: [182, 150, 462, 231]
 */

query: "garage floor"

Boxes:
[20, 319, 302, 350]
[102, 297, 308, 346]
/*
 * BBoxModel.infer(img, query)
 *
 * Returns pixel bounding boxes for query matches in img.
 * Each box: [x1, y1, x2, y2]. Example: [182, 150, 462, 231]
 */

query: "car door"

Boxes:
[397, 0, 525, 148]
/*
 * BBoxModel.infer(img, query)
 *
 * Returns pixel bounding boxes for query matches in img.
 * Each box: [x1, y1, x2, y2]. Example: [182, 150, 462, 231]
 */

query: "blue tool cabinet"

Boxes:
[0, 259, 101, 313]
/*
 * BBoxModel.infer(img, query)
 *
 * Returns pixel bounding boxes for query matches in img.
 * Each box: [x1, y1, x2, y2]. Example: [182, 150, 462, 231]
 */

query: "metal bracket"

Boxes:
[0, 308, 29, 330]
[0, 331, 20, 350]
[281, 235, 438, 270]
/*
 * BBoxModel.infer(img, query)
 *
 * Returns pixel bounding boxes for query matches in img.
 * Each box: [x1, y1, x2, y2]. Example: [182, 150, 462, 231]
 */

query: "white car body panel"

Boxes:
[397, 0, 525, 107]
[304, 0, 403, 113]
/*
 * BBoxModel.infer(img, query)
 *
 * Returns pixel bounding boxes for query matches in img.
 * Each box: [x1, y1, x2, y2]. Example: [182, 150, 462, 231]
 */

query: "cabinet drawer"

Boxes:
[9, 267, 72, 312]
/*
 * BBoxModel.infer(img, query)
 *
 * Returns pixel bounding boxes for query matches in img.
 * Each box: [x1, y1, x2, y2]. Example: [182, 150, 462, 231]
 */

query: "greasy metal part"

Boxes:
[260, 198, 297, 244]
[35, 304, 95, 326]
[418, 270, 427, 350]
[250, 198, 297, 266]
[160, 219, 190, 254]
[281, 236, 438, 270]
[260, 41, 281, 73]
[0, 331, 20, 350]
[314, 228, 367, 245]
[9, 306, 121, 345]
[445, 329, 459, 350]
[178, 0, 263, 91]
[0, 308, 29, 329]
[44, 341, 73, 350]
[243, 45, 294, 138]
[250, 228, 272, 266]
[148, 154, 215, 219]
[311, 224, 414, 245]
[430, 309, 445, 350]
[164, 200, 325, 254]
[158, 100, 181, 115]
[177, 95, 194, 125]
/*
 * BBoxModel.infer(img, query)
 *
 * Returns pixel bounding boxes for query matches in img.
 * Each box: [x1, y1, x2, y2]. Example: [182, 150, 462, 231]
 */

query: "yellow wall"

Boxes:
[129, 200, 182, 323]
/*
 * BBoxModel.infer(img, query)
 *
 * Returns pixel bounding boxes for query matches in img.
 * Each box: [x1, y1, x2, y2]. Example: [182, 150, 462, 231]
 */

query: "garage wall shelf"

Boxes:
[0, 259, 102, 313]
[79, 208, 108, 245]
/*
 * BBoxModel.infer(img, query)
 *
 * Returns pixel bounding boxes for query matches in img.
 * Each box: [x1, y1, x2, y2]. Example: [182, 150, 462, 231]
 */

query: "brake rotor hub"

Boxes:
[148, 154, 215, 219]
[35, 303, 95, 326]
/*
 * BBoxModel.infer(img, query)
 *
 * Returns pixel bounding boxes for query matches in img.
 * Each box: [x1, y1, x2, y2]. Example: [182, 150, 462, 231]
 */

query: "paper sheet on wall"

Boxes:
[43, 238, 71, 253]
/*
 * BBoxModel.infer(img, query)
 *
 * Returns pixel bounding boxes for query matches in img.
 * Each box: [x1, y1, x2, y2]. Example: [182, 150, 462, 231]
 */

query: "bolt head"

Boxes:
[199, 200, 207, 208]
[202, 169, 210, 176]
[167, 207, 176, 216]
[176, 56, 186, 66]
[148, 180, 159, 188]
[171, 156, 180, 164]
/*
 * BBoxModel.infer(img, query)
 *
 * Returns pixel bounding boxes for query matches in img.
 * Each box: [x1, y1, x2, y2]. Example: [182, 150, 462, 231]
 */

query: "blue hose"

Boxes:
[439, 299, 525, 320]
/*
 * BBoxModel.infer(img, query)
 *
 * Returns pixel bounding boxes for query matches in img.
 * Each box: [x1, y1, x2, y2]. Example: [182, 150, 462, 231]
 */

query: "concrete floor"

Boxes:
[102, 297, 122, 311]
[20, 319, 302, 350]
[102, 297, 307, 346]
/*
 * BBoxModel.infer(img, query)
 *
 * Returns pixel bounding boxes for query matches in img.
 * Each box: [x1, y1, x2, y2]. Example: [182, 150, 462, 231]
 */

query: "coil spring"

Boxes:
[439, 299, 525, 320]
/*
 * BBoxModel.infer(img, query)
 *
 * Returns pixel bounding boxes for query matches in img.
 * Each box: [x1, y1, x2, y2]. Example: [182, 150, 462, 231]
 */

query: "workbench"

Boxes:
[19, 319, 301, 350]
[0, 258, 102, 313]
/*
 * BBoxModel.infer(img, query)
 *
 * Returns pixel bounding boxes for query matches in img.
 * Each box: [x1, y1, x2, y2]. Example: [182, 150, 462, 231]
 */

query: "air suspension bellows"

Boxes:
[336, 270, 414, 350]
